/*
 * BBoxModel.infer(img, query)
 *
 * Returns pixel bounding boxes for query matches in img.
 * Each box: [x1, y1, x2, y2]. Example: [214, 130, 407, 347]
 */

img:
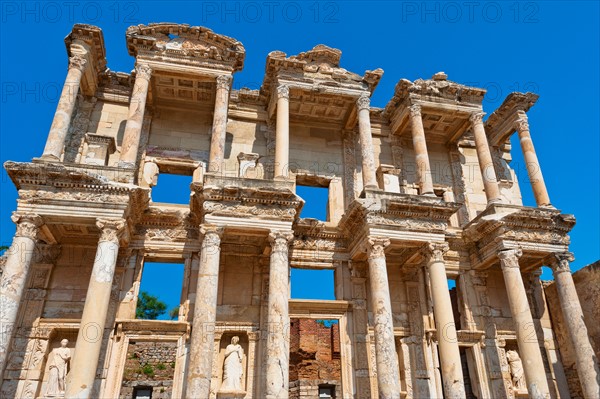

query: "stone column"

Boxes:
[470, 112, 502, 204]
[264, 230, 294, 399]
[497, 249, 550, 399]
[423, 243, 465, 399]
[274, 85, 290, 179]
[41, 55, 88, 161]
[549, 252, 600, 398]
[515, 117, 551, 207]
[0, 213, 43, 374]
[66, 218, 125, 399]
[186, 225, 223, 398]
[366, 237, 401, 399]
[119, 63, 152, 168]
[408, 104, 435, 195]
[208, 75, 232, 173]
[357, 93, 378, 189]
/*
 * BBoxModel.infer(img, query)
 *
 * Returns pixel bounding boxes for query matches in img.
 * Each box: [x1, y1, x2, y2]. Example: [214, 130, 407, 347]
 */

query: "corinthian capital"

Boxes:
[408, 104, 421, 118]
[356, 93, 371, 111]
[200, 224, 224, 248]
[469, 112, 485, 124]
[367, 236, 390, 260]
[216, 75, 233, 90]
[549, 252, 574, 274]
[276, 84, 289, 100]
[11, 212, 43, 240]
[68, 55, 87, 72]
[135, 63, 153, 81]
[268, 230, 294, 253]
[96, 218, 126, 244]
[423, 242, 449, 263]
[515, 118, 529, 133]
[497, 248, 523, 269]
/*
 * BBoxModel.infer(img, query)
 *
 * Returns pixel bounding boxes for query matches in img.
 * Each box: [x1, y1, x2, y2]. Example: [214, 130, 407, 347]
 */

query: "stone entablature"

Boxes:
[1, 22, 598, 399]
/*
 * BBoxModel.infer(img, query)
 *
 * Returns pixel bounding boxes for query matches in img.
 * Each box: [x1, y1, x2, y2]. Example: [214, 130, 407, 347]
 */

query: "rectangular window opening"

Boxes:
[137, 262, 184, 321]
[296, 183, 329, 221]
[151, 173, 193, 205]
[448, 277, 461, 330]
[291, 268, 335, 300]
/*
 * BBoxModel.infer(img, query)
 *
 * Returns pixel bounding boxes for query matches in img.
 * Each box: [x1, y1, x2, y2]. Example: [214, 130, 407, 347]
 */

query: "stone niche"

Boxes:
[82, 134, 116, 166]
[38, 330, 78, 399]
[119, 341, 178, 399]
[215, 332, 249, 398]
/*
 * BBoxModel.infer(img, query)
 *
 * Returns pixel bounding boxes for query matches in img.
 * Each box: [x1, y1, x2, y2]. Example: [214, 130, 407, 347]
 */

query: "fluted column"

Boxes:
[498, 249, 549, 399]
[0, 213, 43, 374]
[66, 218, 125, 399]
[264, 230, 294, 399]
[208, 75, 232, 173]
[119, 63, 152, 168]
[274, 85, 290, 179]
[470, 112, 502, 204]
[41, 55, 88, 161]
[366, 237, 401, 399]
[424, 243, 465, 398]
[357, 93, 378, 189]
[515, 117, 551, 207]
[549, 253, 600, 398]
[185, 225, 223, 398]
[408, 104, 435, 195]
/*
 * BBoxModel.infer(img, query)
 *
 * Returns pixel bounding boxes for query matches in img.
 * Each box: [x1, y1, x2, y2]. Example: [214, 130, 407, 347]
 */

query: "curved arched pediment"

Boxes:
[126, 23, 245, 72]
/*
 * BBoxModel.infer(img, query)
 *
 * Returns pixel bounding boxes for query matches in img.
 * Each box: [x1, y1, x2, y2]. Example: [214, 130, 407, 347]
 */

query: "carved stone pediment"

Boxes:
[192, 175, 303, 221]
[126, 23, 245, 72]
[262, 45, 383, 98]
[339, 189, 460, 247]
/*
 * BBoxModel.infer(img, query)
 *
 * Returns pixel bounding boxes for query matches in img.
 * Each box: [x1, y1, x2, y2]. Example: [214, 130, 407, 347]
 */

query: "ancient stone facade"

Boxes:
[0, 23, 598, 399]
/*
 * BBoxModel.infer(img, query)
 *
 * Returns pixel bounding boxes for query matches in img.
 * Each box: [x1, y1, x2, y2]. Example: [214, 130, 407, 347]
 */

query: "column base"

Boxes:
[487, 198, 503, 205]
[539, 203, 555, 209]
[422, 192, 437, 197]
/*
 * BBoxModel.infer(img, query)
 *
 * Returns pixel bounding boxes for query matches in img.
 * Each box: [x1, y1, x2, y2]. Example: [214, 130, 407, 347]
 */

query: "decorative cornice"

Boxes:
[11, 212, 43, 240]
[96, 218, 126, 244]
[497, 248, 523, 269]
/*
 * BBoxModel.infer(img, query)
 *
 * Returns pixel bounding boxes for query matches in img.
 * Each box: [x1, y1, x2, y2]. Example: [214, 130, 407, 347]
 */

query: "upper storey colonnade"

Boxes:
[38, 23, 552, 211]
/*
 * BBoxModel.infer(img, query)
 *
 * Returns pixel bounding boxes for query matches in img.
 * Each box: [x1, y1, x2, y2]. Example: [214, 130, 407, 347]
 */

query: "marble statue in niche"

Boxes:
[221, 336, 244, 391]
[45, 339, 71, 397]
[506, 350, 526, 391]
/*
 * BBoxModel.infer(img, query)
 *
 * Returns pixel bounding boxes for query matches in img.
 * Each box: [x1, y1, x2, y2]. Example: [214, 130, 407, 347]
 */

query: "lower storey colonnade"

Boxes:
[2, 225, 598, 399]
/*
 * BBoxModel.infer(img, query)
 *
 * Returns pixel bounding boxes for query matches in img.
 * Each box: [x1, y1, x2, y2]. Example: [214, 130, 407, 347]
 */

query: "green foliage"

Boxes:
[136, 291, 167, 320]
[156, 362, 166, 370]
[168, 306, 180, 320]
[141, 363, 154, 377]
[0, 245, 8, 254]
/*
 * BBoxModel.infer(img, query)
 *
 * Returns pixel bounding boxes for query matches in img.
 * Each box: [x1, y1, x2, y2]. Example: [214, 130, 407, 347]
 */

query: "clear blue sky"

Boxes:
[1, 2, 598, 306]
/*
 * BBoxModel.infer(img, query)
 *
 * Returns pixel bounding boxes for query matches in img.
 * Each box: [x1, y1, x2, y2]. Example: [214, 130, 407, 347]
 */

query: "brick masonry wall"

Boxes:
[289, 318, 341, 396]
[119, 341, 178, 399]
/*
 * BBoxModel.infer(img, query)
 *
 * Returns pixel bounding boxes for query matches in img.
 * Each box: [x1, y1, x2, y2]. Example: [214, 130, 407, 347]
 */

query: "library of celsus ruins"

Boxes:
[1, 23, 599, 399]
